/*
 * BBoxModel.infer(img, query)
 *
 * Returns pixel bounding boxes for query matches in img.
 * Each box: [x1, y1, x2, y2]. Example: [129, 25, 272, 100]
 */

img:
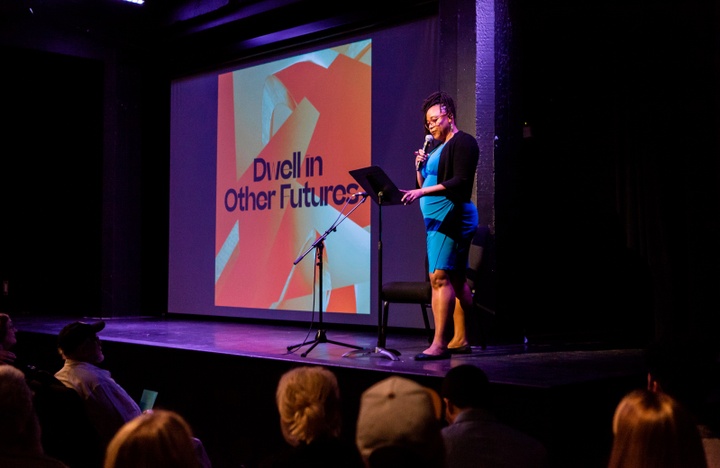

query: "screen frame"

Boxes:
[168, 15, 441, 329]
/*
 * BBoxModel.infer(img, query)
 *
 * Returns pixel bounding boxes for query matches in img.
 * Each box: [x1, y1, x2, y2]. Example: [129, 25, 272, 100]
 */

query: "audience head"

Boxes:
[441, 364, 490, 414]
[104, 409, 200, 468]
[608, 388, 707, 468]
[0, 365, 43, 452]
[57, 320, 105, 362]
[275, 365, 343, 447]
[356, 375, 444, 468]
[0, 313, 17, 350]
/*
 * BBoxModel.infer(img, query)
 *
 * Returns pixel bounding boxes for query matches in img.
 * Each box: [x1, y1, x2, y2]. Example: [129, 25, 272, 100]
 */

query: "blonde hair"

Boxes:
[608, 389, 707, 468]
[0, 365, 43, 453]
[104, 409, 200, 468]
[275, 366, 342, 446]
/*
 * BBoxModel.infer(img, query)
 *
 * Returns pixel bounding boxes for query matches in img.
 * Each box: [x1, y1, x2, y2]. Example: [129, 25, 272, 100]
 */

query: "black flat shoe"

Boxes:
[448, 345, 472, 354]
[414, 351, 451, 361]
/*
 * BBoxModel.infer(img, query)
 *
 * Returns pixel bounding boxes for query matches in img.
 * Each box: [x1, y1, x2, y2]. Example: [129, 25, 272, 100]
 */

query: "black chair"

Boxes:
[466, 224, 496, 349]
[379, 279, 434, 352]
[31, 379, 104, 468]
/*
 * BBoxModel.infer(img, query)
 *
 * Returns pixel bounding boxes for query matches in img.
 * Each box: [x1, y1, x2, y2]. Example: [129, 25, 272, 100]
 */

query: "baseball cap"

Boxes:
[57, 321, 105, 354]
[355, 376, 443, 463]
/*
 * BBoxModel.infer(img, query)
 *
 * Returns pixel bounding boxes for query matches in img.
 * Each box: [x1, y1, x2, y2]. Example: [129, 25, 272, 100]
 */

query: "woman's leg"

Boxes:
[419, 268, 455, 355]
[448, 272, 474, 348]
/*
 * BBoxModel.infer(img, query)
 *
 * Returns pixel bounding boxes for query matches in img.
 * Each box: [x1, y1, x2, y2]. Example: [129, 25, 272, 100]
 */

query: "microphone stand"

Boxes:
[343, 190, 400, 360]
[286, 196, 367, 358]
[342, 165, 406, 361]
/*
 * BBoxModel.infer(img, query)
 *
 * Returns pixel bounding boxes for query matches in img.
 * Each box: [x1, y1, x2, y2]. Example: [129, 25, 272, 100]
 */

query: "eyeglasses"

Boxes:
[425, 112, 447, 129]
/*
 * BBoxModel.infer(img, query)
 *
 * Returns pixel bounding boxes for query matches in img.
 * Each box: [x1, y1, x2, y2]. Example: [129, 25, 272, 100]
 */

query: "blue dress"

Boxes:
[420, 142, 479, 273]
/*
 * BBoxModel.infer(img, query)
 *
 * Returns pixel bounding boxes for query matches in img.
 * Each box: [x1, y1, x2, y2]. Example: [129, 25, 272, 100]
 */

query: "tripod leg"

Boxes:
[287, 338, 314, 351]
[291, 330, 366, 357]
[301, 340, 320, 357]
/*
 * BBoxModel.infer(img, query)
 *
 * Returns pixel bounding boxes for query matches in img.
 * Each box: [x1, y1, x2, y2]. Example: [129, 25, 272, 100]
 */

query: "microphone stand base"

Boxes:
[342, 346, 400, 361]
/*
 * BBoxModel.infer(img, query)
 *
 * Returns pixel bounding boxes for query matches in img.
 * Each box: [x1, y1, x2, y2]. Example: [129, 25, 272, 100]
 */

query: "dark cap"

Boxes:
[58, 321, 105, 354]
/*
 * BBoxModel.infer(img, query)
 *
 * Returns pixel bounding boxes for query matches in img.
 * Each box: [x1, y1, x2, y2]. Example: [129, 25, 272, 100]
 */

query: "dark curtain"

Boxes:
[499, 0, 719, 345]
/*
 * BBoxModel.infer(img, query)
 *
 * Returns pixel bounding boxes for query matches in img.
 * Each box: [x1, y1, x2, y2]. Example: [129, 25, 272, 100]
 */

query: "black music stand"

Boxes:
[343, 166, 405, 361]
[286, 202, 365, 358]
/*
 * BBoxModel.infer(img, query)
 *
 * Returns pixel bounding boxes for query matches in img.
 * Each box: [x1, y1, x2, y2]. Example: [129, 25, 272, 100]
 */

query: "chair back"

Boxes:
[32, 380, 104, 468]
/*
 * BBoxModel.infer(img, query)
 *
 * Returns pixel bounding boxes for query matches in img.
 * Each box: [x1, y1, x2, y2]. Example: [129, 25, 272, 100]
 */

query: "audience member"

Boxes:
[104, 409, 201, 468]
[645, 337, 720, 467]
[54, 320, 212, 467]
[0, 314, 60, 391]
[1, 314, 104, 467]
[608, 388, 707, 468]
[440, 364, 548, 468]
[356, 375, 444, 468]
[0, 312, 18, 365]
[260, 365, 363, 468]
[0, 313, 61, 386]
[54, 320, 143, 446]
[0, 365, 69, 468]
[1, 313, 63, 385]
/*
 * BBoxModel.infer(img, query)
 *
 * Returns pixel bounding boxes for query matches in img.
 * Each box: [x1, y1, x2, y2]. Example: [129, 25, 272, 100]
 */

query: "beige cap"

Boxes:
[356, 375, 443, 462]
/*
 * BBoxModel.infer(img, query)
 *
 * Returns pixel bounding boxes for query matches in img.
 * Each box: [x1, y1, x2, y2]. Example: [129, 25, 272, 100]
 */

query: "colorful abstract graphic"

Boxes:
[215, 40, 372, 314]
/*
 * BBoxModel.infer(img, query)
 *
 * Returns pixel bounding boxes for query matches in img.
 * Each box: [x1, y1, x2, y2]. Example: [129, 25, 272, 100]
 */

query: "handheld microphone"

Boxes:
[417, 134, 434, 170]
[351, 191, 368, 199]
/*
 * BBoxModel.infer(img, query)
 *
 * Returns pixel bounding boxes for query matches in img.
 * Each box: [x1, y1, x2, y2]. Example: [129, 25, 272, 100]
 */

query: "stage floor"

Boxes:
[12, 313, 646, 389]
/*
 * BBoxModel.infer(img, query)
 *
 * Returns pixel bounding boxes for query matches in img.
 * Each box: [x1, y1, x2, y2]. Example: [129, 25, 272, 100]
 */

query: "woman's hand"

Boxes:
[415, 149, 427, 171]
[401, 188, 423, 205]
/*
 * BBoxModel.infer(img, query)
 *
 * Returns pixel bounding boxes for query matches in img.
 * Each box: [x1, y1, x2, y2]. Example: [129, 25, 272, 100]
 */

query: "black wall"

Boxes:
[0, 47, 103, 315]
[496, 0, 719, 344]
